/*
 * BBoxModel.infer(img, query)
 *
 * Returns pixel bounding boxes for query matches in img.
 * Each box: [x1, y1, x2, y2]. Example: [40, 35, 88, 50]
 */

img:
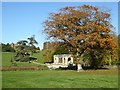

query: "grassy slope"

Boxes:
[2, 52, 44, 67]
[2, 52, 15, 66]
[2, 69, 118, 88]
[33, 51, 44, 64]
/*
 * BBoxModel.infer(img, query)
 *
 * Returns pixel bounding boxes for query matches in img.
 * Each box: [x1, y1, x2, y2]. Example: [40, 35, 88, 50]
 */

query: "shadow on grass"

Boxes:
[56, 65, 109, 70]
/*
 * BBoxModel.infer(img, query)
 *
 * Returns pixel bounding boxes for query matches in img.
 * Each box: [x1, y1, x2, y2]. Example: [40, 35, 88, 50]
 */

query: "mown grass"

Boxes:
[1, 52, 118, 88]
[2, 69, 118, 88]
[1, 52, 14, 66]
[33, 51, 44, 64]
[1, 52, 44, 67]
[0, 71, 1, 89]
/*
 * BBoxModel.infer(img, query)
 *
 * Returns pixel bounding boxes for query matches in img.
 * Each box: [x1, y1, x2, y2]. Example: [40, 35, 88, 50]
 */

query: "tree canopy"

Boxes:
[43, 5, 118, 69]
[1, 43, 15, 52]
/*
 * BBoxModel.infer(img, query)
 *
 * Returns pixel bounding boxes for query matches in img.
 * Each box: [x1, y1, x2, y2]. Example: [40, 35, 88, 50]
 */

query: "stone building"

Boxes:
[45, 54, 75, 69]
[53, 54, 73, 65]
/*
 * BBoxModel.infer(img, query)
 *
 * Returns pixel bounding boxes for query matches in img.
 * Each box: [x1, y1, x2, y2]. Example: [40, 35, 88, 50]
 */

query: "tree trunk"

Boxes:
[109, 55, 112, 66]
[76, 48, 83, 72]
[77, 63, 83, 72]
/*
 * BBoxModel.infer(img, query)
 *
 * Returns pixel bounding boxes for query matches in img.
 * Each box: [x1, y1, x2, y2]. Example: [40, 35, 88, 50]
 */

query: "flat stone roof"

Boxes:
[54, 54, 72, 57]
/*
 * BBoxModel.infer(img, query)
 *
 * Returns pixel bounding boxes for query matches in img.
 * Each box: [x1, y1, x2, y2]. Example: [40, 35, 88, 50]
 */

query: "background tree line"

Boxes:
[1, 35, 40, 53]
[1, 43, 15, 52]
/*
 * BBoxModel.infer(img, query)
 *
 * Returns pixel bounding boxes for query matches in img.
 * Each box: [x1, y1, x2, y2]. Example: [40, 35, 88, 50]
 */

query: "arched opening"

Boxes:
[59, 57, 62, 63]
[68, 57, 71, 61]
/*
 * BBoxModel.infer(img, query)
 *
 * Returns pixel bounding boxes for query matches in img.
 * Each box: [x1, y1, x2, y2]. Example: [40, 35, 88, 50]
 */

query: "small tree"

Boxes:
[15, 40, 29, 62]
[43, 42, 59, 63]
[27, 35, 38, 54]
[14, 35, 38, 63]
[43, 5, 117, 70]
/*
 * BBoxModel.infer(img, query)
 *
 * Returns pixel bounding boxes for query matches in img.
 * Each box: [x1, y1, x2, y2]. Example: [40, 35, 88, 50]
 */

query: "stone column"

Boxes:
[53, 56, 56, 64]
[71, 57, 73, 63]
[66, 57, 68, 65]
[55, 57, 58, 64]
[62, 57, 64, 64]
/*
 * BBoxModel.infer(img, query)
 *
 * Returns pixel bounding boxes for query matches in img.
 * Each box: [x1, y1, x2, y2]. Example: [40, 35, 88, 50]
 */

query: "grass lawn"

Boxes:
[2, 69, 118, 88]
[1, 52, 15, 66]
[1, 52, 118, 88]
[1, 52, 44, 67]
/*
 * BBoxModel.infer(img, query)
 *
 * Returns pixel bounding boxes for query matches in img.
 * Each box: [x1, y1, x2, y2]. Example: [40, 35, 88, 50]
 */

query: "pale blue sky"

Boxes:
[2, 2, 118, 49]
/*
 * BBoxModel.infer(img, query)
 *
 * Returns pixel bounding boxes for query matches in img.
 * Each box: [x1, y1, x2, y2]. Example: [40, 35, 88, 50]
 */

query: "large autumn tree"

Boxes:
[43, 5, 117, 70]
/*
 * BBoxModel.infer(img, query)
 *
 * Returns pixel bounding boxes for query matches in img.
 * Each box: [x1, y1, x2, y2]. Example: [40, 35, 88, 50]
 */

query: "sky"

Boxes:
[2, 2, 118, 49]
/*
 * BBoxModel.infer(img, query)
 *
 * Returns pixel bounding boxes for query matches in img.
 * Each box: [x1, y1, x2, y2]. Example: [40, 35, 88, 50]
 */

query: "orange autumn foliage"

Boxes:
[43, 5, 118, 68]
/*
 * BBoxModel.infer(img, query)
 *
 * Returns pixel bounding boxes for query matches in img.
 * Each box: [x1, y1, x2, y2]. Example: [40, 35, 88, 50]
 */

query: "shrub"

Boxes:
[1, 65, 48, 71]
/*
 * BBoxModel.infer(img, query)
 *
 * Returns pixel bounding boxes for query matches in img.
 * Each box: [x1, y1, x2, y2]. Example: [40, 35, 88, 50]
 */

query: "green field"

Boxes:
[2, 52, 15, 66]
[2, 69, 118, 88]
[1, 52, 118, 88]
[1, 52, 44, 67]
